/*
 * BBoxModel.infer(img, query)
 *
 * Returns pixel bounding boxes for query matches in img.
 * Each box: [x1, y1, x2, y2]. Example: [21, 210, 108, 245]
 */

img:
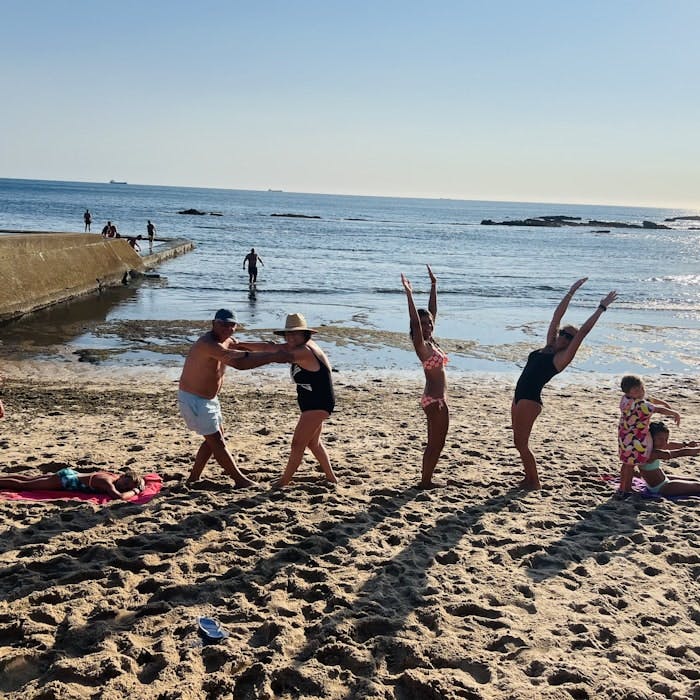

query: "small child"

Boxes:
[642, 422, 700, 497]
[617, 375, 680, 497]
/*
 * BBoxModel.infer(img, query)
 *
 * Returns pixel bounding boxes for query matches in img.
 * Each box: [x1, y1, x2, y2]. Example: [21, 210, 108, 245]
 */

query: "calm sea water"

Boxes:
[1, 178, 699, 378]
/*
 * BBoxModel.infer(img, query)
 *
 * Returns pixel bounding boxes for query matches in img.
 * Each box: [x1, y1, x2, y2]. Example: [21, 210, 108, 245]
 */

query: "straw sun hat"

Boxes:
[273, 313, 317, 335]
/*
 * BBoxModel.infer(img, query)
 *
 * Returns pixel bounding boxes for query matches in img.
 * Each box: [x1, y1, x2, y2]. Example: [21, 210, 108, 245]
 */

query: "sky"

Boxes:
[2, 1, 699, 208]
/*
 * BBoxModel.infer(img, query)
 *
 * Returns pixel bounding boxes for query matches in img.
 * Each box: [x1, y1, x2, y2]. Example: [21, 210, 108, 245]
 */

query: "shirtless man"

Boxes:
[178, 308, 290, 486]
[243, 248, 264, 284]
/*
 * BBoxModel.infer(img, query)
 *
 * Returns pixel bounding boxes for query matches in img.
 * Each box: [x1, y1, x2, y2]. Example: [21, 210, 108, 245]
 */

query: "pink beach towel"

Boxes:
[0, 473, 162, 505]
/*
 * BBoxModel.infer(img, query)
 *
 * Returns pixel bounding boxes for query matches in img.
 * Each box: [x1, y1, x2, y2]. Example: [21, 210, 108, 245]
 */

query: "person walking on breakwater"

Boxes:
[235, 313, 337, 487]
[84, 209, 92, 232]
[512, 278, 617, 490]
[243, 248, 264, 285]
[101, 221, 117, 238]
[401, 265, 448, 489]
[147, 220, 156, 251]
[178, 308, 292, 487]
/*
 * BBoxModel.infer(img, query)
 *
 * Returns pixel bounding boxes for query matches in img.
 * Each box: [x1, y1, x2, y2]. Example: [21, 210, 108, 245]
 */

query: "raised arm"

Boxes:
[554, 290, 617, 371]
[427, 265, 437, 320]
[401, 273, 426, 354]
[546, 277, 588, 346]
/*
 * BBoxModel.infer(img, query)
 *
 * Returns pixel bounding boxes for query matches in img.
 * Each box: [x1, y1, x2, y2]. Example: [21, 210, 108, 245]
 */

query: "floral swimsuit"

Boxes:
[618, 395, 655, 466]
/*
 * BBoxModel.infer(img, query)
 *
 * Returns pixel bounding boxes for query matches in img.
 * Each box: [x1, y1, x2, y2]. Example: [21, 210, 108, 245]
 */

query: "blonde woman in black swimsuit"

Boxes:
[236, 313, 337, 487]
[512, 278, 617, 490]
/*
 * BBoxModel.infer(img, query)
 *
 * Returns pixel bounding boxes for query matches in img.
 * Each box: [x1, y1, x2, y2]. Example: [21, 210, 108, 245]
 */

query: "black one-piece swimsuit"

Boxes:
[291, 348, 335, 414]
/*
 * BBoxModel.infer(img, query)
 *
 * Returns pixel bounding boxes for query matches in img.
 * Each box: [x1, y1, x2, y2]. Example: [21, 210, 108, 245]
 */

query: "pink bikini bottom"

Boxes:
[421, 394, 447, 410]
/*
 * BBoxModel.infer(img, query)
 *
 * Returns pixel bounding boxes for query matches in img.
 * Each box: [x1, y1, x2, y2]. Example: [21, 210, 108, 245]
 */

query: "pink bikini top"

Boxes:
[422, 344, 448, 370]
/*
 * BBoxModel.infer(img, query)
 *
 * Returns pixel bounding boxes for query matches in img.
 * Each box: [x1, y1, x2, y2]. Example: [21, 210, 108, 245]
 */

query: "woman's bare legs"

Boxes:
[275, 410, 332, 487]
[421, 402, 449, 488]
[511, 399, 543, 490]
[0, 474, 63, 490]
[660, 476, 700, 497]
[307, 421, 337, 483]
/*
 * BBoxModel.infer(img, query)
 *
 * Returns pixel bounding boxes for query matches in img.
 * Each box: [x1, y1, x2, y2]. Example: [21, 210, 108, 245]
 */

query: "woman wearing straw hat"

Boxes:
[401, 265, 448, 488]
[237, 313, 337, 487]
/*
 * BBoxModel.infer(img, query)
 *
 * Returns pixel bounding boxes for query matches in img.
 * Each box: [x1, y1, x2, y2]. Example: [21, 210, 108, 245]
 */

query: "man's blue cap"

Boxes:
[213, 308, 237, 323]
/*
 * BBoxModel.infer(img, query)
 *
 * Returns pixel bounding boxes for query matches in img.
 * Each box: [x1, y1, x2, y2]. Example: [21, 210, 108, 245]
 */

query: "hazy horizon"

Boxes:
[4, 176, 698, 214]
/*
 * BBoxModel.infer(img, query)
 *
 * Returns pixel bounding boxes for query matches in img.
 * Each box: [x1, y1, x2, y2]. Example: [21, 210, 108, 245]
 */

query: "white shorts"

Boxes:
[178, 390, 223, 436]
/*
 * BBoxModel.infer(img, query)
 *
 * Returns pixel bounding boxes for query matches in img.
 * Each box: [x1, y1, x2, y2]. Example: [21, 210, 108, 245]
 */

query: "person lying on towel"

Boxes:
[0, 468, 144, 500]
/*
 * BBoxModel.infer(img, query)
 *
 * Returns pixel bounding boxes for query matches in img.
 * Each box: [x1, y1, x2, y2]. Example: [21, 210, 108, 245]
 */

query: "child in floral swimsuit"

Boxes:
[617, 375, 680, 497]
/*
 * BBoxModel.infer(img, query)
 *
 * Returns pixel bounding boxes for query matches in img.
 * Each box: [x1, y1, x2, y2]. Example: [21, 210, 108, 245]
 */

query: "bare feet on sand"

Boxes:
[419, 479, 446, 489]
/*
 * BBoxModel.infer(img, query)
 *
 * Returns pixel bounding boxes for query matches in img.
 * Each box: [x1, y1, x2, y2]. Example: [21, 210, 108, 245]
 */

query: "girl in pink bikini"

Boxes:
[401, 265, 448, 488]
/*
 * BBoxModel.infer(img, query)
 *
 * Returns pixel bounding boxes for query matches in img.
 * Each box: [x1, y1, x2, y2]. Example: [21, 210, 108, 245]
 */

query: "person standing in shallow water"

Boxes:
[401, 265, 448, 489]
[512, 278, 618, 490]
[243, 248, 264, 285]
[146, 220, 156, 251]
[83, 209, 91, 232]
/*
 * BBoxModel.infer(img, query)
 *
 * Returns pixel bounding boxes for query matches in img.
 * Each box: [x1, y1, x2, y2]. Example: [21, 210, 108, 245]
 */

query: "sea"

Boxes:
[1, 177, 699, 381]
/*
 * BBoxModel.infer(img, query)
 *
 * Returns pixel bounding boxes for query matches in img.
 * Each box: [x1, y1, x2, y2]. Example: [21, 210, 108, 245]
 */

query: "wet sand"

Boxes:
[1, 364, 699, 699]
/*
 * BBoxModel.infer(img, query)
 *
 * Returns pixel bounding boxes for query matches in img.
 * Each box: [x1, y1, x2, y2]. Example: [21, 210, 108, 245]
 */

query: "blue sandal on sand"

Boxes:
[197, 616, 229, 642]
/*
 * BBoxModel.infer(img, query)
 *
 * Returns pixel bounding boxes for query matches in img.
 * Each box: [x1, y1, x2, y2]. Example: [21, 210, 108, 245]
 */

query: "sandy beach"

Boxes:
[1, 363, 699, 699]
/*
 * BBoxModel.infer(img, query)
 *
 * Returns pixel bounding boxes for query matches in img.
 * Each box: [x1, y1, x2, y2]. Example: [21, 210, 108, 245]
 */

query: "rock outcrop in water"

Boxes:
[480, 216, 670, 229]
[271, 213, 322, 219]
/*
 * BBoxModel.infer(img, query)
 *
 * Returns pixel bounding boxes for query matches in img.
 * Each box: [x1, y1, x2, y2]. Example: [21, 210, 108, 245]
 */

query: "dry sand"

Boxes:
[0, 364, 699, 700]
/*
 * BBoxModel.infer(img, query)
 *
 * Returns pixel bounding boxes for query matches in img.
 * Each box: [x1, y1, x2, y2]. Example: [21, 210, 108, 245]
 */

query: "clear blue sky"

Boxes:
[2, 1, 699, 207]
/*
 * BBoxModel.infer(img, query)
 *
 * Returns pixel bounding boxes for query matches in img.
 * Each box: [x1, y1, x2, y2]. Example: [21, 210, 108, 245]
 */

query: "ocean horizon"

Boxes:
[1, 177, 699, 379]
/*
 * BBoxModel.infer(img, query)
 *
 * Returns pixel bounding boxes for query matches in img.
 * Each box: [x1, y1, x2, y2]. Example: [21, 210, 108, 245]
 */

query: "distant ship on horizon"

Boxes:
[267, 188, 283, 192]
[109, 180, 127, 185]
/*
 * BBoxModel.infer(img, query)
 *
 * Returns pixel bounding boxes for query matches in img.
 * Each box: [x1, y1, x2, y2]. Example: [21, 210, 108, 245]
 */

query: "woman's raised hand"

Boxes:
[426, 264, 436, 285]
[401, 273, 413, 294]
[600, 290, 618, 309]
[568, 277, 588, 295]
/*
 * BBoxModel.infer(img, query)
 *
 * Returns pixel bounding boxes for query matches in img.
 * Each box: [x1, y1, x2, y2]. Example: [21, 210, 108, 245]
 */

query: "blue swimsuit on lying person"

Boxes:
[57, 468, 91, 492]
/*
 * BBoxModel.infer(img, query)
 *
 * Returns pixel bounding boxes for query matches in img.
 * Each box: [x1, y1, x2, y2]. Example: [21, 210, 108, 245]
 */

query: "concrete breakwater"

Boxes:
[0, 233, 193, 322]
